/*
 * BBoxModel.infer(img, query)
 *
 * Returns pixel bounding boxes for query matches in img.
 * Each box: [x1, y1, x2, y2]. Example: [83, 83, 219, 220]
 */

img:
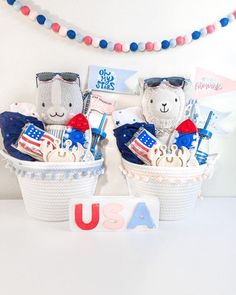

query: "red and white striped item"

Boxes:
[15, 123, 58, 161]
[127, 127, 160, 165]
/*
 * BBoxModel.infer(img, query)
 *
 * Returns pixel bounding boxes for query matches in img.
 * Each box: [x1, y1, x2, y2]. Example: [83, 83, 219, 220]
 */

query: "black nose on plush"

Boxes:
[162, 103, 167, 107]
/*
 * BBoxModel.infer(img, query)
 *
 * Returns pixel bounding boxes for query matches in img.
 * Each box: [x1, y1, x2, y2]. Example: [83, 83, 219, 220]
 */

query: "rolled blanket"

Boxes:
[0, 112, 44, 161]
[113, 122, 156, 164]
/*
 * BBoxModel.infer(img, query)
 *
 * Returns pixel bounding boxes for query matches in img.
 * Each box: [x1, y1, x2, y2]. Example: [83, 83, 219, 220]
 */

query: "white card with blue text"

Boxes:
[88, 65, 137, 94]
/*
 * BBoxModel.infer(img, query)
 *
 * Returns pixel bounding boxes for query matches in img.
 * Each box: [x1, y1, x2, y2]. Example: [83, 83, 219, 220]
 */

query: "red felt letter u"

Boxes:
[74, 203, 100, 230]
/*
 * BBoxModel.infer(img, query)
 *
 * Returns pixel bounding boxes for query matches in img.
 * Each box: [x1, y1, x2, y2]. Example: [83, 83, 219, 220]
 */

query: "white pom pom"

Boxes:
[92, 38, 100, 48]
[184, 34, 192, 44]
[59, 26, 68, 37]
[122, 43, 130, 52]
[214, 21, 222, 30]
[153, 42, 162, 51]
[28, 11, 37, 21]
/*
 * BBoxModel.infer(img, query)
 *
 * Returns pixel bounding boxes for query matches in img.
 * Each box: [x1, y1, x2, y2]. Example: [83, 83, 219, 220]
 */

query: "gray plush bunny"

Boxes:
[36, 72, 91, 140]
[36, 73, 86, 125]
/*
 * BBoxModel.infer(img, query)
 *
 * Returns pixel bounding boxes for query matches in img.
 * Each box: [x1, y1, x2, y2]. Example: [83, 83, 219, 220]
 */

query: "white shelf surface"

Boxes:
[0, 198, 236, 295]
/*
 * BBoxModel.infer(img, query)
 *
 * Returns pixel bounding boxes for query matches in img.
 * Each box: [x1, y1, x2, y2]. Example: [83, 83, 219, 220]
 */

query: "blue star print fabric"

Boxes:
[0, 112, 44, 161]
[113, 122, 156, 164]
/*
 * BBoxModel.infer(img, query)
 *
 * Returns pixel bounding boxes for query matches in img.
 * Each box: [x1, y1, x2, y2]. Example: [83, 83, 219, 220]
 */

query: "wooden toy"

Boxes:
[148, 144, 192, 167]
[40, 139, 85, 162]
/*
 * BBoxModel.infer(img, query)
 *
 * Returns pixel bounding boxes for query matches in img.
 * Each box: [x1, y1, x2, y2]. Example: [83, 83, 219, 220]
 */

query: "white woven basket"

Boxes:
[1, 150, 104, 222]
[121, 159, 213, 221]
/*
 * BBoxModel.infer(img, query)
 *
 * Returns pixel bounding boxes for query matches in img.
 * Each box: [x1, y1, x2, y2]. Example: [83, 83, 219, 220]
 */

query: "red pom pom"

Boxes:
[67, 114, 89, 133]
[176, 36, 185, 45]
[145, 42, 154, 51]
[52, 23, 60, 33]
[206, 25, 215, 34]
[83, 36, 93, 45]
[20, 6, 30, 16]
[176, 119, 198, 134]
[114, 43, 122, 52]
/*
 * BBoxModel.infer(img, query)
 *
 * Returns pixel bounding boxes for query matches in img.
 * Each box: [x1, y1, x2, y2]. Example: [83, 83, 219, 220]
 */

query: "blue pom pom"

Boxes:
[36, 15, 46, 25]
[99, 39, 108, 49]
[130, 42, 138, 52]
[67, 30, 76, 39]
[220, 18, 229, 27]
[161, 40, 170, 49]
[7, 0, 15, 5]
[192, 31, 201, 40]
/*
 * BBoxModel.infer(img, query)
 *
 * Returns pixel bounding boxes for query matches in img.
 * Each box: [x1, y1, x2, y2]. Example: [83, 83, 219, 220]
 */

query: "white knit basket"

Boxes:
[1, 150, 104, 222]
[121, 159, 214, 221]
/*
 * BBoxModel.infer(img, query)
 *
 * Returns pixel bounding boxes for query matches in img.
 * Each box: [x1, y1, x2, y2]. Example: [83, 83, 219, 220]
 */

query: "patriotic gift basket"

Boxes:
[120, 159, 215, 220]
[0, 72, 107, 221]
[113, 77, 218, 220]
[0, 150, 104, 221]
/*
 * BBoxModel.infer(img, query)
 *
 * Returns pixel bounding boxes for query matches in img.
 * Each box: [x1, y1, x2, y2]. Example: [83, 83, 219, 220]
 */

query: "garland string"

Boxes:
[4, 0, 236, 53]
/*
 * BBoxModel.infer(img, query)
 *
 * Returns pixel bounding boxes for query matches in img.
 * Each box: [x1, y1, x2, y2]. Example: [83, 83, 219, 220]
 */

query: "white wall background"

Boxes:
[0, 0, 236, 199]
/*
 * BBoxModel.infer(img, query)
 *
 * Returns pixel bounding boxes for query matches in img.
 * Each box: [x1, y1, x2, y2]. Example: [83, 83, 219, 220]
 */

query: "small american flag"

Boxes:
[16, 123, 57, 161]
[127, 128, 158, 164]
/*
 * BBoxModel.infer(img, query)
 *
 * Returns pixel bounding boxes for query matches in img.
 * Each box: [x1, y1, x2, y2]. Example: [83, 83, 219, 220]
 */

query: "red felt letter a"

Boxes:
[74, 203, 100, 230]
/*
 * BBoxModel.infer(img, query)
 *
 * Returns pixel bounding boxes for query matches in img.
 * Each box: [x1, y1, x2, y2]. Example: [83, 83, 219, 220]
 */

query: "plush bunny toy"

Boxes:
[36, 72, 90, 140]
[36, 73, 83, 124]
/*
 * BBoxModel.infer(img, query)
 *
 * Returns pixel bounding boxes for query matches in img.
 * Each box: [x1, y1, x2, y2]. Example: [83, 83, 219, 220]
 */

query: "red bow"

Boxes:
[67, 113, 89, 133]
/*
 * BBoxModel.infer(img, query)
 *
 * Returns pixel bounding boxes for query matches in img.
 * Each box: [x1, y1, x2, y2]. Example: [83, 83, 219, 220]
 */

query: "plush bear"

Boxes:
[140, 78, 193, 145]
[113, 77, 198, 164]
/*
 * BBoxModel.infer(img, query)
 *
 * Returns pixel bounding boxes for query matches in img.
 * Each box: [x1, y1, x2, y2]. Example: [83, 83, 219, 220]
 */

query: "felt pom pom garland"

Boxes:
[4, 0, 236, 53]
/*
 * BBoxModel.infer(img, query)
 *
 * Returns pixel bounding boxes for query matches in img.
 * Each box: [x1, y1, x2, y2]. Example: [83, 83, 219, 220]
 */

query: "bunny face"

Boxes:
[142, 83, 186, 130]
[36, 76, 83, 125]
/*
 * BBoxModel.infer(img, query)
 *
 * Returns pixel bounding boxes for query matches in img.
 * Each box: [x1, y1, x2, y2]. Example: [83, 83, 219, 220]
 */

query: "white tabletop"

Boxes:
[0, 198, 236, 295]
